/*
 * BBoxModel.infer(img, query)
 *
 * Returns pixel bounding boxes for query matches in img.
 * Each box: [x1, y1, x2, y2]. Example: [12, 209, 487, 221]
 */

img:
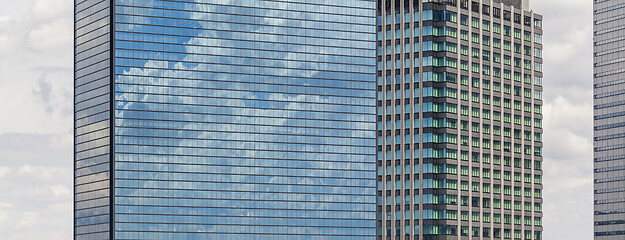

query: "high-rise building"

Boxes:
[376, 0, 543, 239]
[593, 0, 625, 238]
[74, 1, 378, 239]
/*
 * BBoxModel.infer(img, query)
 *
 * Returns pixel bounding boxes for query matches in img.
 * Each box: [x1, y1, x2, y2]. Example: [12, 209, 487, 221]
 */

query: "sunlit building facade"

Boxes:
[74, 0, 378, 239]
[594, 0, 625, 238]
[376, 0, 544, 239]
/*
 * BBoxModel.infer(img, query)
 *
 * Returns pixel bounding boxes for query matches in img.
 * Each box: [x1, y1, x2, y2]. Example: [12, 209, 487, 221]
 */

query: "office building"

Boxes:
[376, 0, 543, 239]
[594, 0, 625, 238]
[74, 0, 378, 239]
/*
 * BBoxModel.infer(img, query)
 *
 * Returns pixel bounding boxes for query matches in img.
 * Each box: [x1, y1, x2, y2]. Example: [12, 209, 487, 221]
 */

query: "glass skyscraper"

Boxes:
[594, 0, 625, 238]
[74, 0, 377, 239]
[376, 0, 543, 239]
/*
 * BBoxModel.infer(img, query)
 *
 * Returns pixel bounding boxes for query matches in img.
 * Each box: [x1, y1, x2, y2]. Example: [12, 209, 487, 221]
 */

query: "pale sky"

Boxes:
[0, 0, 594, 239]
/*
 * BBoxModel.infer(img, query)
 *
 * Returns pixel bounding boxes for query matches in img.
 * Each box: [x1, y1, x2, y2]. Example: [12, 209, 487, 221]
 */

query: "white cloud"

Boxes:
[26, 18, 73, 51]
[0, 134, 72, 239]
[31, 0, 71, 19]
[533, 0, 595, 239]
[0, 166, 10, 179]
[47, 184, 71, 198]
[17, 212, 41, 228]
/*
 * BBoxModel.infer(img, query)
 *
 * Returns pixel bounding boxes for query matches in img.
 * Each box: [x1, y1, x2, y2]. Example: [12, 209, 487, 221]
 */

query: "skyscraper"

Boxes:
[594, 0, 625, 238]
[376, 0, 543, 239]
[74, 1, 378, 239]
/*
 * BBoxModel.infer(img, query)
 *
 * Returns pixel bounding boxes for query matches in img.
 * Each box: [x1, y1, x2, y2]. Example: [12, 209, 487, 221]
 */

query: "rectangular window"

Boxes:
[535, 33, 542, 44]
[524, 31, 531, 41]
[460, 30, 469, 41]
[472, 17, 480, 28]
[535, 48, 542, 58]
[471, 33, 480, 43]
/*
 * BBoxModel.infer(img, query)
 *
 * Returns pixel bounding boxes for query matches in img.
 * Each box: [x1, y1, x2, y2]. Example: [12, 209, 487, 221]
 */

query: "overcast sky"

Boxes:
[0, 0, 594, 239]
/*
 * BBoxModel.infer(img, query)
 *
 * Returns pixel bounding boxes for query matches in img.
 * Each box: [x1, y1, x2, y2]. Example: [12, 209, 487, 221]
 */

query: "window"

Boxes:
[534, 18, 542, 28]
[482, 4, 490, 16]
[461, 75, 469, 86]
[461, 14, 469, 25]
[533, 76, 543, 87]
[472, 167, 480, 177]
[535, 48, 542, 58]
[503, 54, 511, 64]
[524, 31, 531, 41]
[534, 90, 543, 100]
[493, 7, 501, 18]
[460, 45, 469, 56]
[461, 0, 469, 9]
[493, 82, 501, 92]
[472, 17, 480, 28]
[472, 33, 480, 43]
[493, 38, 501, 49]
[535, 33, 542, 44]
[472, 1, 480, 13]
[493, 170, 501, 179]
[471, 63, 480, 73]
[460, 30, 469, 41]
[461, 211, 469, 221]
[472, 47, 480, 58]
[483, 20, 490, 31]
[483, 35, 490, 46]
[524, 60, 532, 70]
[461, 181, 469, 191]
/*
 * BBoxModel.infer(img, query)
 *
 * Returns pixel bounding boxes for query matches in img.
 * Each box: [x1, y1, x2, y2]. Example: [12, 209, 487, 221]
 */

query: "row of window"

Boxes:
[379, 153, 542, 169]
[381, 89, 543, 109]
[378, 141, 543, 159]
[379, 58, 543, 75]
[378, 7, 541, 30]
[379, 108, 543, 127]
[380, 41, 542, 60]
[388, 193, 542, 209]
[379, 134, 541, 149]
[379, 141, 542, 158]
[378, 71, 543, 88]
[378, 224, 542, 239]
[379, 209, 542, 225]
[379, 164, 542, 182]
[393, 148, 540, 162]
[381, 60, 542, 78]
[378, 179, 542, 197]
[379, 130, 542, 144]
[379, 25, 542, 46]
[379, 194, 543, 210]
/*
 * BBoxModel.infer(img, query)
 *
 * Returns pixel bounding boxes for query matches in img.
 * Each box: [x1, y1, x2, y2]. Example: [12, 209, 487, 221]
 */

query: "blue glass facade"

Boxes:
[75, 0, 378, 239]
